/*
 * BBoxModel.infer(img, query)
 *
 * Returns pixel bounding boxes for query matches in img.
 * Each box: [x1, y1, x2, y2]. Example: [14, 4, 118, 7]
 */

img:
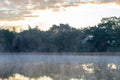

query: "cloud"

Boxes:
[0, 0, 119, 21]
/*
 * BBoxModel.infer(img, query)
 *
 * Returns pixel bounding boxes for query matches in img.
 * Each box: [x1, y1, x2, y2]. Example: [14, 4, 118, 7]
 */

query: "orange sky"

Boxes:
[0, 0, 120, 30]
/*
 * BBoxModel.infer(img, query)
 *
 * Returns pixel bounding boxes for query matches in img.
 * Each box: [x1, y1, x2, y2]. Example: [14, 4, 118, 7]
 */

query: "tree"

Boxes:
[0, 29, 15, 52]
[86, 17, 120, 52]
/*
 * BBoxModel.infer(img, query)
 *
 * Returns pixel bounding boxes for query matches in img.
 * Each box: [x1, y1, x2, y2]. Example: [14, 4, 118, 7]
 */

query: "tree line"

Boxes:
[0, 17, 120, 53]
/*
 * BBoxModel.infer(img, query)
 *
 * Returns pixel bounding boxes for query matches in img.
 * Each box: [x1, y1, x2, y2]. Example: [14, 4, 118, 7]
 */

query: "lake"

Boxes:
[0, 54, 120, 80]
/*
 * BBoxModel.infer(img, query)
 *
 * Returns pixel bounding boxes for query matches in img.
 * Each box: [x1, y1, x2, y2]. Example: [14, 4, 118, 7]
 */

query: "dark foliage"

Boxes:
[0, 17, 120, 52]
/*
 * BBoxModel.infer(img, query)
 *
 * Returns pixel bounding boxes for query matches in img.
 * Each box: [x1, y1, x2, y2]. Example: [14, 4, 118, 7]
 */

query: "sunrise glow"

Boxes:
[0, 0, 120, 30]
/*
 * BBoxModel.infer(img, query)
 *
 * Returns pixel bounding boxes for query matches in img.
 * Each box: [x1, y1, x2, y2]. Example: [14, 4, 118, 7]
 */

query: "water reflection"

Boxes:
[0, 55, 120, 80]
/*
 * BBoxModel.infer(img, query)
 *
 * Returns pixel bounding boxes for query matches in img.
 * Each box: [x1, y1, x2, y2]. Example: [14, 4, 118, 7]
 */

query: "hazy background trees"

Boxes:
[0, 16, 120, 53]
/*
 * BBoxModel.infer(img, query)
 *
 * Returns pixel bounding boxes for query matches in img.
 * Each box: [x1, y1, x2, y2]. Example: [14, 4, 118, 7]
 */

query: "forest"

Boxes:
[0, 16, 120, 52]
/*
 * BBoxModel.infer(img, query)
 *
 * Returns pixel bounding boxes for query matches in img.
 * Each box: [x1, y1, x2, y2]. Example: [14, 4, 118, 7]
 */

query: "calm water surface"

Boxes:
[0, 55, 120, 80]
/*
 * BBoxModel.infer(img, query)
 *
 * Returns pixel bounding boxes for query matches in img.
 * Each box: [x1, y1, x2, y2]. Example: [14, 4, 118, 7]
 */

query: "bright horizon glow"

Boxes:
[0, 3, 120, 30]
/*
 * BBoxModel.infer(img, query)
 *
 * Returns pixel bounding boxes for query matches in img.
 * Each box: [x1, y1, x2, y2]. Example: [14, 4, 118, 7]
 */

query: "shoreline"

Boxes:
[0, 52, 120, 56]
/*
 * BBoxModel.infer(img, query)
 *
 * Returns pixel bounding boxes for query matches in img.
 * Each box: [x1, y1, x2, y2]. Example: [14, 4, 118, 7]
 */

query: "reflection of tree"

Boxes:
[94, 63, 120, 80]
[0, 61, 120, 80]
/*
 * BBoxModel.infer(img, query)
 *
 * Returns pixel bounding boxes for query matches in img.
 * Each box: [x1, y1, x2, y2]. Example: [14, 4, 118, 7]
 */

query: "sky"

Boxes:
[0, 0, 120, 30]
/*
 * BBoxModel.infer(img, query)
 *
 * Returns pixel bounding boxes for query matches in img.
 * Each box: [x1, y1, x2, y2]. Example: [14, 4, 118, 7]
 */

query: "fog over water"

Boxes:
[0, 54, 120, 80]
